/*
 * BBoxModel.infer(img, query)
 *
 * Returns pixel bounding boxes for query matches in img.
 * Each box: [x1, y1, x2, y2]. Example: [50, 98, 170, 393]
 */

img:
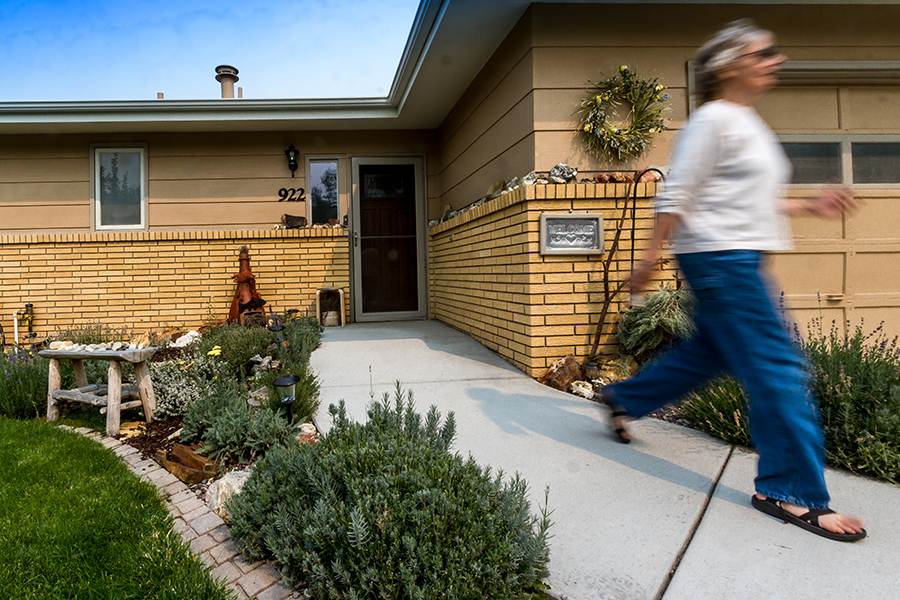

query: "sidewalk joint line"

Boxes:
[654, 444, 736, 600]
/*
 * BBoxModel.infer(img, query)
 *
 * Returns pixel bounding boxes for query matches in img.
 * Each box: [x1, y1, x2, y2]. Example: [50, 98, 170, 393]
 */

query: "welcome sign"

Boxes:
[539, 213, 604, 255]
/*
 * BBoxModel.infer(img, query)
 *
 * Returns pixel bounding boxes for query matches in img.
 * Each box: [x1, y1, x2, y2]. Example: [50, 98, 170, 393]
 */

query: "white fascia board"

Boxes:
[0, 0, 449, 134]
[0, 97, 398, 126]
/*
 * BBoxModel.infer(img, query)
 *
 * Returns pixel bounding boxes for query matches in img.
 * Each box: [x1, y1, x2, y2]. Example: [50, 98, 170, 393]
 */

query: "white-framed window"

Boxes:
[779, 136, 900, 187]
[91, 145, 148, 230]
[307, 156, 342, 226]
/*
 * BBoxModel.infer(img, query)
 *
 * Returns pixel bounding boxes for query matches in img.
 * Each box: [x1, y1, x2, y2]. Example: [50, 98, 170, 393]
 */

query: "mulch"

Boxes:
[118, 416, 184, 459]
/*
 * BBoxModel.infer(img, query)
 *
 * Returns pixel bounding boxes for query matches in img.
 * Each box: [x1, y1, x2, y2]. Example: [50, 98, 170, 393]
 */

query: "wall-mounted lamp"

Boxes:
[284, 145, 299, 177]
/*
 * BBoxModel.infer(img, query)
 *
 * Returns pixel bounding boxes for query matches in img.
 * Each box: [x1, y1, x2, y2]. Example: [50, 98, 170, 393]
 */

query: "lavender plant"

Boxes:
[0, 349, 47, 419]
[802, 319, 900, 482]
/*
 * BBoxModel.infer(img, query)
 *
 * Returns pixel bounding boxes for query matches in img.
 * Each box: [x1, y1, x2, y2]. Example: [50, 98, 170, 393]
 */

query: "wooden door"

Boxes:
[351, 158, 426, 320]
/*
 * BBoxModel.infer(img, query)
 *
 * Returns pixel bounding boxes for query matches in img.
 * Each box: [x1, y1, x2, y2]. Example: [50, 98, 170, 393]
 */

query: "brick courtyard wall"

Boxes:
[0, 228, 349, 342]
[429, 182, 671, 377]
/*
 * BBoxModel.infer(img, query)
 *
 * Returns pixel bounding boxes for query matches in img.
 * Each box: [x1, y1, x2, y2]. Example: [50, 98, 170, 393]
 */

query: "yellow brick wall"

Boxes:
[0, 229, 349, 343]
[429, 183, 672, 377]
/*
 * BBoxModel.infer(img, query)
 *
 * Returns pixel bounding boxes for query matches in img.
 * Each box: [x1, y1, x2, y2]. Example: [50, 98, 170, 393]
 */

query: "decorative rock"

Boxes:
[111, 341, 124, 351]
[49, 341, 66, 350]
[538, 354, 585, 391]
[638, 170, 662, 183]
[299, 422, 317, 436]
[569, 380, 595, 399]
[549, 163, 577, 184]
[521, 171, 537, 186]
[248, 387, 269, 408]
[609, 171, 634, 183]
[206, 469, 252, 520]
[172, 331, 201, 348]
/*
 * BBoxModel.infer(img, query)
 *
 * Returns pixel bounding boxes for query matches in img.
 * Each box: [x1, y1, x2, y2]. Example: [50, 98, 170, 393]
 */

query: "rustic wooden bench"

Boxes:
[39, 348, 157, 437]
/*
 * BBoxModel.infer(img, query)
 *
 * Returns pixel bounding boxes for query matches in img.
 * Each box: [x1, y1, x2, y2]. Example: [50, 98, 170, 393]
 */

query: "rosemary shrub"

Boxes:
[227, 384, 553, 600]
[617, 284, 695, 363]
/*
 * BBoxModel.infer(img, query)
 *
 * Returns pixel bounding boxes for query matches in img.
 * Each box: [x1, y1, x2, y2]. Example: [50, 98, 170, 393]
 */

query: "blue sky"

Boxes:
[1, 0, 421, 101]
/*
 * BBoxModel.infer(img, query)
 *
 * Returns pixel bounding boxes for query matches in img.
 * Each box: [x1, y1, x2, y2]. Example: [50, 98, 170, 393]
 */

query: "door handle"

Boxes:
[353, 231, 359, 248]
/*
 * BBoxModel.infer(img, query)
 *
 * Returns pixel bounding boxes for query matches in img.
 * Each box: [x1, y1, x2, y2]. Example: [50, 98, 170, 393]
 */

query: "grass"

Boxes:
[0, 417, 236, 600]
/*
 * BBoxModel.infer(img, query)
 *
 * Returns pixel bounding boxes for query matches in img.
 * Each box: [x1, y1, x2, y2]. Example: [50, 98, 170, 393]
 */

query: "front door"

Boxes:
[350, 157, 427, 321]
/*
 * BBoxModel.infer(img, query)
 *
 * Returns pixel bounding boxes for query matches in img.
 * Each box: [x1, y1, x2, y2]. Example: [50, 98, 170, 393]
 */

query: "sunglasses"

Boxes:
[740, 45, 780, 60]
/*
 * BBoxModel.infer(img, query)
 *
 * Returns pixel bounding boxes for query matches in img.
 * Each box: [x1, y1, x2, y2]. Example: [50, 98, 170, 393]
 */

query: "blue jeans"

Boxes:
[607, 250, 830, 509]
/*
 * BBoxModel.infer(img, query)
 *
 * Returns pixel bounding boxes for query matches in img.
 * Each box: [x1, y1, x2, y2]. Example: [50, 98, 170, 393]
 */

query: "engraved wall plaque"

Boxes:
[539, 213, 604, 255]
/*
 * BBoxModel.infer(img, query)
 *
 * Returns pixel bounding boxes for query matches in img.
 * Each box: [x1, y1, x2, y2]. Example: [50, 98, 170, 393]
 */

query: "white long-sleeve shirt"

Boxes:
[655, 99, 793, 254]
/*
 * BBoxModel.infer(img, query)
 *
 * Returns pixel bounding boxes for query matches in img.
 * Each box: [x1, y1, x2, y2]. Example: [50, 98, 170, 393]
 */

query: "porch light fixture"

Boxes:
[284, 145, 299, 177]
[273, 373, 302, 422]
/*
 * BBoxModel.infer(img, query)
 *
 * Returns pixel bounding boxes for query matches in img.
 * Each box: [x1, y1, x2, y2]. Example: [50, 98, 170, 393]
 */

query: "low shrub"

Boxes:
[0, 349, 47, 419]
[280, 316, 323, 367]
[803, 320, 900, 483]
[617, 284, 695, 363]
[678, 377, 752, 448]
[180, 378, 295, 464]
[150, 353, 228, 419]
[228, 385, 552, 600]
[50, 321, 133, 346]
[196, 324, 274, 377]
[266, 362, 321, 424]
[674, 320, 900, 484]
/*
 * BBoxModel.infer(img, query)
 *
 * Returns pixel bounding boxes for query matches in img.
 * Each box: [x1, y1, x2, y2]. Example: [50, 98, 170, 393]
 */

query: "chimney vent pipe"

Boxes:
[215, 65, 239, 99]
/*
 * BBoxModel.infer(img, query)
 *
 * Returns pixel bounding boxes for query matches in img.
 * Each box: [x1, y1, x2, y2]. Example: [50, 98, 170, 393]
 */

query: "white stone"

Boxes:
[111, 341, 124, 351]
[206, 469, 252, 520]
[49, 341, 66, 350]
[299, 422, 317, 436]
[569, 380, 595, 400]
[172, 330, 201, 348]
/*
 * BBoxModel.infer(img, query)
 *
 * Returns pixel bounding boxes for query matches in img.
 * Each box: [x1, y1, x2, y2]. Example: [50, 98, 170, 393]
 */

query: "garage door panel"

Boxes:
[770, 253, 844, 296]
[849, 252, 900, 294]
[848, 197, 900, 240]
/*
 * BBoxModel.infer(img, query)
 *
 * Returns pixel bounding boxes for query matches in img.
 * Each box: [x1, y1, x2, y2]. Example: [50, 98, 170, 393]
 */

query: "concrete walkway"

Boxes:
[310, 320, 900, 600]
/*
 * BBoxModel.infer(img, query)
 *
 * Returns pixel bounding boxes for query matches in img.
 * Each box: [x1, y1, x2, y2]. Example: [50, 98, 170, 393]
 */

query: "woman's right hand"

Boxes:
[628, 260, 657, 294]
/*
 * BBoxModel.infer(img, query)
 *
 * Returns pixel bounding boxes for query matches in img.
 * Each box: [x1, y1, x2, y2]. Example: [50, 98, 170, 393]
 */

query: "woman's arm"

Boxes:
[628, 211, 682, 293]
[782, 187, 858, 218]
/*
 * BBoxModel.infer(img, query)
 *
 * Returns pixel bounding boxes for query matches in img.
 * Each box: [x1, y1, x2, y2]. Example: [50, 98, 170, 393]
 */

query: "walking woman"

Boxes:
[601, 20, 866, 541]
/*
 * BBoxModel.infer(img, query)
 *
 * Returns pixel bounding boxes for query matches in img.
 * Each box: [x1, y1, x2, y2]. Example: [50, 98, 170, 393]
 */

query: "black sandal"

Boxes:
[600, 392, 632, 444]
[751, 495, 867, 542]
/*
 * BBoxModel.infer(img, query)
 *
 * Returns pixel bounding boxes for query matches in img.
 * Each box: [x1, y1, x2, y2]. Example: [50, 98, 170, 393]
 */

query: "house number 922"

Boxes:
[278, 188, 306, 202]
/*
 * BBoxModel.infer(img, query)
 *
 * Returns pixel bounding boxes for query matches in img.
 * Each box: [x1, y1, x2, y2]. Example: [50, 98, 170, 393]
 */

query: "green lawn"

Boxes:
[0, 417, 235, 600]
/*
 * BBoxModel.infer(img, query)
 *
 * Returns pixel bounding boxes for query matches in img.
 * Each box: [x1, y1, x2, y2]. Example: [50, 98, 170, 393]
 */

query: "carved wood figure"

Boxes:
[228, 245, 266, 323]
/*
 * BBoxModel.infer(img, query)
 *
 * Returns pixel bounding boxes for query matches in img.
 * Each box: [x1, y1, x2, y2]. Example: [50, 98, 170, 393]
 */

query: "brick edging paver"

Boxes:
[60, 425, 298, 600]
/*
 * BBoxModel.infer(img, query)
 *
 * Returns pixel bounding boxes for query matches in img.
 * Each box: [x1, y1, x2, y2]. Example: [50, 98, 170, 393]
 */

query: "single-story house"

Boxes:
[2, 1, 899, 376]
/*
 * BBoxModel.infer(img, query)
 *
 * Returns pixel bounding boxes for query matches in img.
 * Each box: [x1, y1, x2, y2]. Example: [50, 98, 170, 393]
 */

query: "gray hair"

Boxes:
[693, 19, 775, 105]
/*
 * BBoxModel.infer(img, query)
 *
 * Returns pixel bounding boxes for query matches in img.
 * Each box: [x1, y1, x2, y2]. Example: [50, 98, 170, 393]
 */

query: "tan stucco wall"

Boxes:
[0, 130, 436, 234]
[0, 229, 349, 341]
[529, 3, 900, 174]
[429, 182, 665, 377]
[436, 9, 537, 212]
